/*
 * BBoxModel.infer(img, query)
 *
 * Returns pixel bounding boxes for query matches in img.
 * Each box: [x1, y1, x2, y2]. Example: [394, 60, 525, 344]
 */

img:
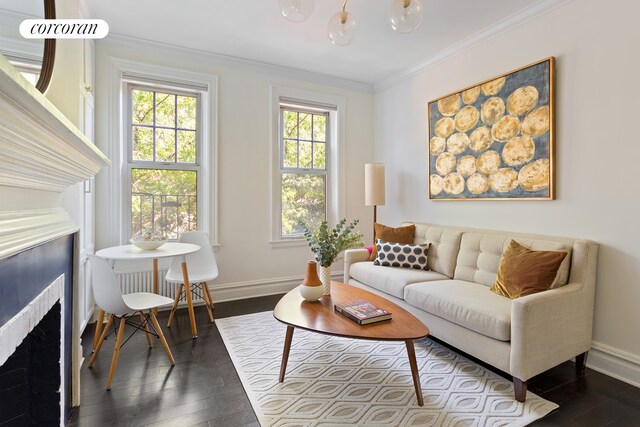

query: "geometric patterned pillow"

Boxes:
[373, 239, 430, 271]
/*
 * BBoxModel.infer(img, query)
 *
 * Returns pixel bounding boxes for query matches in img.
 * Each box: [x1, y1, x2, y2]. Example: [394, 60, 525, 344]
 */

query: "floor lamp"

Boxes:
[365, 163, 385, 246]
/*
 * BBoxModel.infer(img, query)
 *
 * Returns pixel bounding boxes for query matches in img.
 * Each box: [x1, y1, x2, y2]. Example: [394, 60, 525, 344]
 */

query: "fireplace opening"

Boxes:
[0, 301, 61, 425]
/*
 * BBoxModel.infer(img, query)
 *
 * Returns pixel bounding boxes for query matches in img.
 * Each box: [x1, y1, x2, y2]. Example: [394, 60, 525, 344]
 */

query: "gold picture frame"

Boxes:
[428, 57, 555, 200]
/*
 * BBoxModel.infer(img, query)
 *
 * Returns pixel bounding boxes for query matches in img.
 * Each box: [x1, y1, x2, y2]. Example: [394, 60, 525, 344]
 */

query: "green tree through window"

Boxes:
[280, 107, 328, 237]
[128, 86, 199, 240]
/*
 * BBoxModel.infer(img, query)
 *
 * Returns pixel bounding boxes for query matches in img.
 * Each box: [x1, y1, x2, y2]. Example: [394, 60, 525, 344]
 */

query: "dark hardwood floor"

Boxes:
[68, 295, 640, 427]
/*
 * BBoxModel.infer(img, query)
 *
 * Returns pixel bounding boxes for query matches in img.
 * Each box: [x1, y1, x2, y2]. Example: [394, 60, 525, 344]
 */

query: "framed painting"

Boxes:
[428, 57, 555, 200]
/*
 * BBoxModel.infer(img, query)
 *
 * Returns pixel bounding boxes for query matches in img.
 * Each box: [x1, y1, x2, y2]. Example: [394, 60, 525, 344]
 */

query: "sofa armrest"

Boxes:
[510, 240, 597, 381]
[510, 282, 593, 380]
[343, 248, 370, 283]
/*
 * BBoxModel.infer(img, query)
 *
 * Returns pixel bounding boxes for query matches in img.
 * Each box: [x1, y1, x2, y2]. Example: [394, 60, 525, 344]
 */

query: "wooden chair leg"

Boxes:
[140, 312, 153, 348]
[106, 317, 127, 390]
[166, 283, 183, 328]
[181, 262, 198, 338]
[88, 314, 114, 368]
[204, 282, 214, 311]
[93, 309, 105, 350]
[200, 282, 214, 323]
[576, 351, 588, 375]
[150, 311, 175, 365]
[513, 377, 528, 402]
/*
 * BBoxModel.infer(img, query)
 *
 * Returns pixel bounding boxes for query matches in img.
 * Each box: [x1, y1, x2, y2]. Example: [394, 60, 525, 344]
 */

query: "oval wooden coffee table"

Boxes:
[273, 281, 430, 406]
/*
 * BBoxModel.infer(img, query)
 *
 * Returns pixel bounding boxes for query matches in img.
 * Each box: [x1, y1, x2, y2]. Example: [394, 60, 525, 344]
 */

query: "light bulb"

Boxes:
[389, 0, 423, 34]
[280, 0, 314, 23]
[328, 10, 357, 46]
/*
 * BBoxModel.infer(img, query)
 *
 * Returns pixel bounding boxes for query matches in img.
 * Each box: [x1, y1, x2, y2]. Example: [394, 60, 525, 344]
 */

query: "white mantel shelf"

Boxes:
[0, 53, 110, 192]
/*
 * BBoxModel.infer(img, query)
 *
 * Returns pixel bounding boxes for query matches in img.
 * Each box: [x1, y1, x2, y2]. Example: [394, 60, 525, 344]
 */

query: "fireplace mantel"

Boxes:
[0, 53, 110, 193]
[0, 52, 110, 416]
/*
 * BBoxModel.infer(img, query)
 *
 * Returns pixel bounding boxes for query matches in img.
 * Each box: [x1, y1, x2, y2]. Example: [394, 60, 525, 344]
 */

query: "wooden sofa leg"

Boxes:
[575, 351, 588, 375]
[513, 377, 528, 402]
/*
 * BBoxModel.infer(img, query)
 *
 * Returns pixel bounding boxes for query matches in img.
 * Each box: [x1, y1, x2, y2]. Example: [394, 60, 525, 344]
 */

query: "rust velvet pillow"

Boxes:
[491, 240, 568, 299]
[369, 223, 416, 261]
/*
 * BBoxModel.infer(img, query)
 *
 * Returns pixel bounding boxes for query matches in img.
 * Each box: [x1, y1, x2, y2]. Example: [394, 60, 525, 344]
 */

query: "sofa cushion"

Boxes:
[454, 232, 573, 287]
[373, 240, 430, 270]
[410, 223, 464, 278]
[404, 280, 512, 341]
[349, 262, 448, 299]
[491, 240, 568, 299]
[369, 223, 416, 261]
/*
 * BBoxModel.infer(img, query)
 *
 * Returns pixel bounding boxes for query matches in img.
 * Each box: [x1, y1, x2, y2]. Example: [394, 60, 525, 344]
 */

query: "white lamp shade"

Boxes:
[365, 163, 385, 206]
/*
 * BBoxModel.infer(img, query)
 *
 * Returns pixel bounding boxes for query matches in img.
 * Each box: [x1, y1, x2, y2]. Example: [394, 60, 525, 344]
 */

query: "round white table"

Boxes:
[95, 242, 202, 341]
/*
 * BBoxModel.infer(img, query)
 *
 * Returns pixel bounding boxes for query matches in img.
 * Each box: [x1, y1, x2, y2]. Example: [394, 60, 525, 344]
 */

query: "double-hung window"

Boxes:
[279, 103, 330, 238]
[126, 83, 201, 240]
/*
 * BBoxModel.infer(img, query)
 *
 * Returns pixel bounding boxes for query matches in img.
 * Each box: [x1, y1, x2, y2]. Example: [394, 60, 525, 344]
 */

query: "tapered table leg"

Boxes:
[181, 261, 198, 338]
[279, 326, 295, 382]
[405, 340, 424, 406]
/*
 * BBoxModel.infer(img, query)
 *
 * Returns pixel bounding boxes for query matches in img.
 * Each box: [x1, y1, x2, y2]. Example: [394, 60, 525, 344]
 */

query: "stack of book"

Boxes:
[334, 300, 392, 325]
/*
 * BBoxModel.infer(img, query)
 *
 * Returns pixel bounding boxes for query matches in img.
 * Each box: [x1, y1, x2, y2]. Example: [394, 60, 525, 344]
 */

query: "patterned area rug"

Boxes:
[217, 311, 558, 426]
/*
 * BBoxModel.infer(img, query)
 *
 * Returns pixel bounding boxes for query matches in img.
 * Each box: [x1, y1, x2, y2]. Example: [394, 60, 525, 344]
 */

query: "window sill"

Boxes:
[269, 239, 309, 248]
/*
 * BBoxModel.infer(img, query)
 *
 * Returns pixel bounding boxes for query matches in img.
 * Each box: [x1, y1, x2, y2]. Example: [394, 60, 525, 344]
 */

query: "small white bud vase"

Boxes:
[299, 261, 323, 302]
[318, 265, 332, 296]
[299, 283, 323, 301]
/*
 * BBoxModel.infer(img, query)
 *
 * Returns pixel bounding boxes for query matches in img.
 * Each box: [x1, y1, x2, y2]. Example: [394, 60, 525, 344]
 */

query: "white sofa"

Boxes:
[344, 222, 598, 402]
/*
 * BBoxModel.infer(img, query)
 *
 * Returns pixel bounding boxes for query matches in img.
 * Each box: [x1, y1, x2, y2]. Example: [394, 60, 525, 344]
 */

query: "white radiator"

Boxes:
[115, 270, 204, 304]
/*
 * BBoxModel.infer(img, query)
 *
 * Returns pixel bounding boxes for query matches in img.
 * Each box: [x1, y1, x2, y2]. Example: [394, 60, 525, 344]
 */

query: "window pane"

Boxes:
[177, 130, 196, 163]
[131, 169, 197, 240]
[283, 139, 298, 168]
[177, 96, 196, 129]
[313, 114, 326, 142]
[299, 141, 312, 169]
[156, 128, 175, 162]
[132, 90, 154, 125]
[155, 93, 175, 127]
[313, 142, 326, 169]
[132, 126, 154, 161]
[299, 113, 312, 140]
[283, 110, 298, 138]
[281, 174, 326, 237]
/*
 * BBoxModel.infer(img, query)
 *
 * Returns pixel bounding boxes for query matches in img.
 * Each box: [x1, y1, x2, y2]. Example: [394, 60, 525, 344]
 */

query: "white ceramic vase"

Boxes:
[299, 260, 323, 301]
[299, 283, 323, 301]
[318, 265, 332, 296]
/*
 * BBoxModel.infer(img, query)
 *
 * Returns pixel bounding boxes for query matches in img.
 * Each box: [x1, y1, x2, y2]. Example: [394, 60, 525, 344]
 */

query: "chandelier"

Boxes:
[279, 0, 424, 46]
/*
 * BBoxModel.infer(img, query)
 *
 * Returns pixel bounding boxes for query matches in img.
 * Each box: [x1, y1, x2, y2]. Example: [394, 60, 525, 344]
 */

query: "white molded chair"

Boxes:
[87, 255, 175, 389]
[165, 231, 218, 327]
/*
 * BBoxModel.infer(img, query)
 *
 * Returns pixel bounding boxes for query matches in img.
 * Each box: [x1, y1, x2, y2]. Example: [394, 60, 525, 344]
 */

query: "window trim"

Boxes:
[269, 86, 345, 246]
[106, 58, 218, 247]
[124, 82, 202, 241]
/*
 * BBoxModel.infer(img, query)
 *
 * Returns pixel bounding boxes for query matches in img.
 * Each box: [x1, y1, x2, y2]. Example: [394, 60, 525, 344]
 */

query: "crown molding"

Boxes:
[374, 0, 575, 92]
[0, 53, 110, 192]
[100, 33, 375, 94]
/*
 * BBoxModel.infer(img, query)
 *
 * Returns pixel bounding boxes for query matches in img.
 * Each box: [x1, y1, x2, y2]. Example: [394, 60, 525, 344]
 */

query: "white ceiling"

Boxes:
[20, 0, 542, 85]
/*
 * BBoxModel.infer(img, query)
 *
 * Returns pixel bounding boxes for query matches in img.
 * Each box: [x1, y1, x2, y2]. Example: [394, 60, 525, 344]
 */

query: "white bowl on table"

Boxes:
[130, 239, 167, 250]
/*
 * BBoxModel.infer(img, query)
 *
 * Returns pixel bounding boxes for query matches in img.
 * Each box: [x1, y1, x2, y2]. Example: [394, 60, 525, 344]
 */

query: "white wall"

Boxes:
[374, 0, 640, 384]
[93, 41, 375, 297]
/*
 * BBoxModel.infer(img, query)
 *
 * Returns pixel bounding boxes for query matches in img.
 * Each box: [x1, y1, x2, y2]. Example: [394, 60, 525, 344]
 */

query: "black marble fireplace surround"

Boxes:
[0, 235, 74, 424]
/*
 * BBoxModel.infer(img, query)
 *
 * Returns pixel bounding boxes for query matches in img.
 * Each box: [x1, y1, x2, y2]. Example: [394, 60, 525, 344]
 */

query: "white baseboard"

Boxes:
[587, 341, 640, 388]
